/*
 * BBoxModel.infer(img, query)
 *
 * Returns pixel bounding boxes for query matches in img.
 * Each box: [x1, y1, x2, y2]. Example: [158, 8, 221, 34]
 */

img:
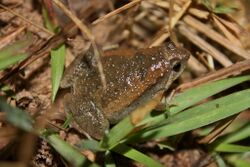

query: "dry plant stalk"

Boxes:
[178, 24, 233, 67]
[92, 0, 142, 25]
[183, 15, 250, 59]
[149, 0, 191, 47]
[199, 116, 236, 144]
[212, 15, 241, 46]
[178, 59, 250, 90]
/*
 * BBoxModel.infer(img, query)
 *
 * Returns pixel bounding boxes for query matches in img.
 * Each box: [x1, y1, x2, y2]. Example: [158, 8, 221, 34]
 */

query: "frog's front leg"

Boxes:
[60, 48, 94, 89]
[64, 94, 109, 139]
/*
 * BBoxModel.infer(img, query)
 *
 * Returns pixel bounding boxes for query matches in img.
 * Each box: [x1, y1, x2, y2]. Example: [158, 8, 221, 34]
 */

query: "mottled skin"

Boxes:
[61, 42, 190, 139]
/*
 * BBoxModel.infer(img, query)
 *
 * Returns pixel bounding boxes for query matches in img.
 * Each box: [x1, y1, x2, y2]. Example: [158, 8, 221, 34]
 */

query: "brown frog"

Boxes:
[61, 41, 190, 139]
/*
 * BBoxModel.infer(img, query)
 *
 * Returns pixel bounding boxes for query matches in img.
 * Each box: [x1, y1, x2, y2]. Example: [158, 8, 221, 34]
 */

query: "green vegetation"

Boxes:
[1, 76, 249, 166]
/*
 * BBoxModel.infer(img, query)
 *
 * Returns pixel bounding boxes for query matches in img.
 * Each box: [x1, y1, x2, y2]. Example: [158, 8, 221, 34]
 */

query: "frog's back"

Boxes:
[100, 47, 172, 123]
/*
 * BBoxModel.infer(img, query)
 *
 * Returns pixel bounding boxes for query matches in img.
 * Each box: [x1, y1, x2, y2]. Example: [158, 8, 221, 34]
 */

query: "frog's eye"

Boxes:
[172, 61, 182, 73]
[169, 60, 184, 82]
[170, 57, 183, 74]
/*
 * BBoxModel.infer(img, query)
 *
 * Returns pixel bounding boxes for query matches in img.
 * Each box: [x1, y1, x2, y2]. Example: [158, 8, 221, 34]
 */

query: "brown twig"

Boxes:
[178, 59, 250, 91]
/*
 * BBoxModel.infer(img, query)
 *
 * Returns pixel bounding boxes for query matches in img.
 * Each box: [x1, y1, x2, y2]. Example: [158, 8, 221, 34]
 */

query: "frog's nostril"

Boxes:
[172, 62, 182, 73]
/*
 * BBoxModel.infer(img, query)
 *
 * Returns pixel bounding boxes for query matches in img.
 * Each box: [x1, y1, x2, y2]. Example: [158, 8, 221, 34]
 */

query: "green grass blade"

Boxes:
[45, 134, 99, 167]
[100, 117, 134, 149]
[0, 53, 27, 70]
[213, 5, 235, 14]
[128, 89, 250, 141]
[221, 122, 250, 144]
[214, 143, 250, 153]
[0, 99, 33, 131]
[140, 75, 250, 126]
[112, 143, 163, 167]
[230, 159, 250, 167]
[214, 153, 227, 167]
[77, 139, 103, 152]
[0, 33, 33, 60]
[170, 75, 250, 115]
[201, 0, 235, 14]
[226, 153, 250, 167]
[51, 44, 65, 102]
[42, 7, 56, 32]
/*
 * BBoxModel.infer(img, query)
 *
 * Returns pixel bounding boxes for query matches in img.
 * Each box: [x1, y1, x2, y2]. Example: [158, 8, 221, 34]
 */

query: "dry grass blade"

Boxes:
[149, 0, 191, 47]
[52, 0, 93, 40]
[0, 4, 54, 36]
[92, 0, 142, 25]
[199, 116, 236, 144]
[178, 59, 250, 90]
[212, 15, 241, 46]
[212, 14, 250, 49]
[178, 24, 233, 67]
[188, 8, 209, 19]
[169, 0, 191, 29]
[212, 14, 248, 38]
[0, 3, 20, 14]
[169, 0, 175, 40]
[152, 0, 209, 19]
[187, 55, 208, 76]
[0, 26, 26, 50]
[183, 15, 250, 59]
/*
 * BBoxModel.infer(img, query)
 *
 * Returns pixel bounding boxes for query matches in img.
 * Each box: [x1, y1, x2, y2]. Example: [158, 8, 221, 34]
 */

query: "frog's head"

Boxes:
[162, 41, 190, 88]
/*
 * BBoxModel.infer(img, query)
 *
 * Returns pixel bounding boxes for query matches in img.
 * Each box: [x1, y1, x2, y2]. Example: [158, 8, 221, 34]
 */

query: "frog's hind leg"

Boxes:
[64, 94, 109, 140]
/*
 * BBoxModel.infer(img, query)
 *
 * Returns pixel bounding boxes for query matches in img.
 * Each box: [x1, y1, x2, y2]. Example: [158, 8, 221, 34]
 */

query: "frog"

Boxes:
[60, 41, 190, 139]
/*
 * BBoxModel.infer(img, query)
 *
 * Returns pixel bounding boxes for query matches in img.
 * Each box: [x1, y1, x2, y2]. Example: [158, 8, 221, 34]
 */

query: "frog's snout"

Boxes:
[167, 46, 190, 81]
